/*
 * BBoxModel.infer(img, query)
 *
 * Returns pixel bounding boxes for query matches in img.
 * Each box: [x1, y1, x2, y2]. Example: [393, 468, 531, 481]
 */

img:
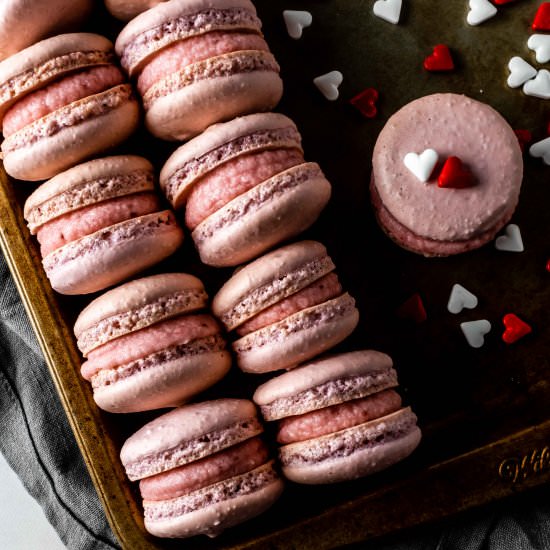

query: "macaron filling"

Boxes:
[2, 65, 125, 136]
[137, 31, 269, 94]
[140, 437, 268, 500]
[82, 313, 220, 380]
[36, 192, 160, 256]
[277, 390, 403, 444]
[185, 149, 304, 229]
[236, 272, 342, 336]
[119, 7, 262, 73]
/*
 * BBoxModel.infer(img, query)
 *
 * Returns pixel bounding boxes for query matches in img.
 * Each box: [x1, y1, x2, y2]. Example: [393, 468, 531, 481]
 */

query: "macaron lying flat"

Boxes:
[371, 93, 523, 256]
[212, 241, 359, 373]
[120, 399, 284, 538]
[24, 155, 184, 295]
[105, 0, 168, 21]
[74, 273, 231, 413]
[0, 0, 93, 61]
[0, 33, 139, 180]
[160, 113, 332, 266]
[115, 0, 283, 140]
[253, 351, 422, 484]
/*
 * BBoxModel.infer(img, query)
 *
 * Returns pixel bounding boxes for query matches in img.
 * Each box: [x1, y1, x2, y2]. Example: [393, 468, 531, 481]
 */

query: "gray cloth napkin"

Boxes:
[1, 248, 550, 550]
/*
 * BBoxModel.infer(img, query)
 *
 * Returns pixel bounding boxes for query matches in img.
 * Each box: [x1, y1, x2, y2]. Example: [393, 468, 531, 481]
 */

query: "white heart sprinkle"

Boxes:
[507, 57, 537, 89]
[523, 69, 550, 99]
[447, 284, 478, 314]
[313, 71, 343, 101]
[373, 0, 402, 24]
[283, 10, 312, 40]
[403, 149, 439, 183]
[527, 34, 550, 64]
[529, 136, 550, 165]
[461, 320, 491, 348]
[495, 224, 524, 252]
[467, 0, 497, 26]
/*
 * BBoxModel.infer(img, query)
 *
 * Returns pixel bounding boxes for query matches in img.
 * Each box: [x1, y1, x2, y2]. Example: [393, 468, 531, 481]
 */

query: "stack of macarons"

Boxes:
[160, 113, 332, 266]
[115, 0, 283, 140]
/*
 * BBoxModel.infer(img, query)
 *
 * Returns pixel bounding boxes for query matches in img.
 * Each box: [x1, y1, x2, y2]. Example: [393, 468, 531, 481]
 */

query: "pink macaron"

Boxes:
[371, 93, 523, 256]
[0, 0, 93, 61]
[74, 273, 231, 413]
[0, 33, 140, 181]
[105, 0, 168, 21]
[253, 350, 422, 484]
[160, 113, 332, 266]
[115, 0, 283, 140]
[23, 155, 184, 294]
[120, 399, 284, 538]
[212, 240, 360, 373]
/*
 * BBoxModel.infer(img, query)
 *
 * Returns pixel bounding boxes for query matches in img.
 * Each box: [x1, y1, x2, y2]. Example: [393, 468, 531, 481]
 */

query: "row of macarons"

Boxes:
[0, 0, 284, 182]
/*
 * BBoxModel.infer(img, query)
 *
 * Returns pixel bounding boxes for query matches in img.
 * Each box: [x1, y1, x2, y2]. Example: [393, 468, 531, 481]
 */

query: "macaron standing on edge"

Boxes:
[74, 273, 232, 413]
[0, 33, 140, 181]
[212, 240, 360, 373]
[24, 155, 184, 295]
[254, 351, 422, 484]
[105, 0, 168, 21]
[120, 399, 284, 538]
[115, 0, 283, 140]
[371, 93, 523, 256]
[160, 113, 332, 266]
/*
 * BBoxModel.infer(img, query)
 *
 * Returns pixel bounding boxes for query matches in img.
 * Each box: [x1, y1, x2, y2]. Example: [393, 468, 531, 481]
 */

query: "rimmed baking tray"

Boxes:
[1, 1, 550, 548]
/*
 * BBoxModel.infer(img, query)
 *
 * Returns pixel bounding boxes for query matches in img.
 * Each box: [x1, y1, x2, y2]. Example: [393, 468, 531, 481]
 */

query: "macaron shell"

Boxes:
[43, 210, 183, 295]
[105, 0, 168, 21]
[144, 63, 283, 141]
[143, 464, 284, 538]
[2, 87, 140, 181]
[280, 408, 421, 484]
[92, 349, 231, 413]
[192, 163, 331, 267]
[233, 294, 359, 373]
[0, 1, 94, 61]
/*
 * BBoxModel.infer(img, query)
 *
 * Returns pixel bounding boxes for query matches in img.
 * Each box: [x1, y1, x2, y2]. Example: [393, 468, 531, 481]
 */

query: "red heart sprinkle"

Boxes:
[546, 259, 550, 272]
[350, 88, 379, 118]
[502, 313, 532, 344]
[533, 3, 550, 31]
[514, 129, 532, 152]
[423, 44, 455, 72]
[396, 293, 427, 323]
[493, 0, 519, 4]
[437, 157, 476, 189]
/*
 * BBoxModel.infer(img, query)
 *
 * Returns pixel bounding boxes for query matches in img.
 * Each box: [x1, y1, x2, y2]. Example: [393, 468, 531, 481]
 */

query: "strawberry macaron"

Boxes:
[371, 93, 523, 256]
[212, 241, 359, 373]
[0, 0, 93, 61]
[253, 351, 422, 484]
[24, 155, 184, 295]
[120, 399, 284, 538]
[74, 273, 231, 413]
[160, 113, 332, 266]
[115, 0, 283, 140]
[105, 0, 167, 21]
[0, 33, 139, 181]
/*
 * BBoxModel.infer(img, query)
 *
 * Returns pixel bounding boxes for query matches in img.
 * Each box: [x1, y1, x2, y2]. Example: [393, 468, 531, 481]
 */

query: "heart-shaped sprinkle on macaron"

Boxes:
[423, 45, 455, 72]
[529, 136, 550, 164]
[523, 69, 550, 99]
[546, 259, 550, 273]
[283, 10, 313, 40]
[437, 157, 475, 189]
[495, 224, 524, 252]
[350, 87, 379, 118]
[467, 0, 498, 26]
[461, 320, 491, 348]
[493, 0, 519, 4]
[514, 129, 532, 152]
[533, 3, 550, 31]
[447, 284, 478, 314]
[396, 293, 427, 323]
[373, 0, 402, 24]
[313, 71, 343, 101]
[528, 34, 550, 64]
[502, 313, 532, 344]
[507, 57, 537, 89]
[404, 149, 439, 183]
